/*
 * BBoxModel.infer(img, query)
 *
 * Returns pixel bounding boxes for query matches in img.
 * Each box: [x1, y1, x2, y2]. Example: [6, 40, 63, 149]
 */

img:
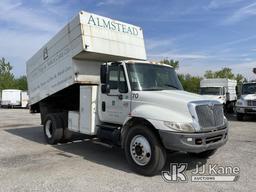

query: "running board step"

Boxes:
[96, 124, 121, 146]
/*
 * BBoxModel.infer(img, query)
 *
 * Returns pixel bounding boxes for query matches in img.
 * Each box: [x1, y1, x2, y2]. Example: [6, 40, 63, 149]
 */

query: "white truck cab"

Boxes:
[27, 11, 228, 176]
[200, 79, 237, 112]
[236, 82, 256, 120]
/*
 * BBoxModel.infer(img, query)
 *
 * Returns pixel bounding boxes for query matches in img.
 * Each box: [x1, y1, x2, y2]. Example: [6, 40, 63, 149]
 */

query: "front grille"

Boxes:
[247, 100, 256, 106]
[196, 104, 224, 129]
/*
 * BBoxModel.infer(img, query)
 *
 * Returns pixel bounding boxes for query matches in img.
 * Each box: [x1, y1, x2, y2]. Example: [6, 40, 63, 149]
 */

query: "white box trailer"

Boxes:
[0, 89, 29, 108]
[21, 91, 29, 108]
[27, 11, 228, 176]
[1, 89, 22, 107]
[200, 78, 237, 112]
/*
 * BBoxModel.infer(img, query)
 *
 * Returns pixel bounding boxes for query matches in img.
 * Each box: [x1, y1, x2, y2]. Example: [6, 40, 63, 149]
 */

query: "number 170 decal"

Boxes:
[132, 93, 139, 99]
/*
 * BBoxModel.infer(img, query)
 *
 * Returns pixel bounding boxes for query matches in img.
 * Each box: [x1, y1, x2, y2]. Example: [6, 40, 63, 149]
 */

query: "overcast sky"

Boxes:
[0, 0, 256, 80]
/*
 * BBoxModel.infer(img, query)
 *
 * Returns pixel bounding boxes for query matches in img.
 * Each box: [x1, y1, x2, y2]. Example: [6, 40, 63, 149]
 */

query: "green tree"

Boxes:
[14, 75, 28, 90]
[0, 57, 15, 90]
[160, 59, 179, 70]
[214, 68, 235, 79]
[235, 74, 244, 83]
[204, 70, 215, 78]
[204, 67, 245, 83]
[179, 74, 202, 93]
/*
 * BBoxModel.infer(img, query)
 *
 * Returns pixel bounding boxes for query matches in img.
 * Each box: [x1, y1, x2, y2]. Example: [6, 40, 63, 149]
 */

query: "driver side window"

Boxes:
[108, 65, 128, 93]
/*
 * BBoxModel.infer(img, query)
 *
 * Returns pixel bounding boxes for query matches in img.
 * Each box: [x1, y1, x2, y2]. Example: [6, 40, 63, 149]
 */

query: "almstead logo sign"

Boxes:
[87, 14, 139, 36]
[162, 163, 240, 182]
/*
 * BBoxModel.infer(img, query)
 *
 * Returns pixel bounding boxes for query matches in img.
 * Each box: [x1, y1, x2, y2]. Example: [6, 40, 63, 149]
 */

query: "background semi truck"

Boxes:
[27, 11, 228, 176]
[200, 78, 237, 112]
[0, 89, 29, 108]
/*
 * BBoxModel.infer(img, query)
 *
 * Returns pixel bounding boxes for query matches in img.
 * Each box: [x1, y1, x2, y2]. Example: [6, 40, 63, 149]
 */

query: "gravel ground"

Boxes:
[0, 108, 255, 192]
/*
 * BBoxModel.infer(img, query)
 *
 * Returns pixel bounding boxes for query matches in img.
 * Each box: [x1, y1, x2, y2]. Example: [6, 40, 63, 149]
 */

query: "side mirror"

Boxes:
[100, 64, 108, 84]
[101, 84, 110, 94]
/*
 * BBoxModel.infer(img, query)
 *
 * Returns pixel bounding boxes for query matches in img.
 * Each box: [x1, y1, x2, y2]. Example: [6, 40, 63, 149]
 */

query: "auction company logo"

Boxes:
[162, 163, 240, 182]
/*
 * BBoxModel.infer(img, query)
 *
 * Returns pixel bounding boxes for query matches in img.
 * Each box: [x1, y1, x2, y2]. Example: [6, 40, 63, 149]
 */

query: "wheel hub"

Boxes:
[130, 135, 151, 166]
[45, 120, 53, 138]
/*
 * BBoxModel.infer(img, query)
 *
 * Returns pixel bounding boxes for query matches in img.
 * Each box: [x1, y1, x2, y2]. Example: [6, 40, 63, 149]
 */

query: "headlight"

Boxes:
[236, 100, 245, 106]
[163, 121, 195, 132]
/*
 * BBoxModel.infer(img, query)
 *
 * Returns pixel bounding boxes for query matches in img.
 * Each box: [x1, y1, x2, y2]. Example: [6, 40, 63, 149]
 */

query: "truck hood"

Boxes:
[201, 95, 225, 104]
[131, 90, 215, 123]
[241, 94, 256, 100]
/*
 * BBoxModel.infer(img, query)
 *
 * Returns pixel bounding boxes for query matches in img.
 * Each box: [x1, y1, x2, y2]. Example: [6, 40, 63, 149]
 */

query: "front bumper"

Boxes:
[159, 127, 228, 153]
[236, 106, 256, 114]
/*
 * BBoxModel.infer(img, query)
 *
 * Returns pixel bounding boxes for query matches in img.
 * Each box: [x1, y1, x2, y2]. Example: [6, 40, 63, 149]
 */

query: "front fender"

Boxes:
[130, 104, 192, 123]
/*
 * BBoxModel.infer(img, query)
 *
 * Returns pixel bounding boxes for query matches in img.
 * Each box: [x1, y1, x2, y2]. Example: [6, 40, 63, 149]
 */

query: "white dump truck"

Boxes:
[0, 89, 29, 108]
[200, 79, 237, 112]
[27, 11, 228, 176]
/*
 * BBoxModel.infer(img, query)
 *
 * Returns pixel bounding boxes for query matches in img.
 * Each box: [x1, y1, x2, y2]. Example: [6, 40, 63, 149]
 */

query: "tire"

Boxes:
[227, 102, 235, 113]
[59, 112, 72, 141]
[188, 149, 217, 158]
[124, 125, 166, 176]
[236, 113, 244, 121]
[43, 114, 63, 144]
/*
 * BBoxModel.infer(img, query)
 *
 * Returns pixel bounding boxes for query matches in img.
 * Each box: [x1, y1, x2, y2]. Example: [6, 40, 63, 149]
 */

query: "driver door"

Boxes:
[99, 64, 131, 124]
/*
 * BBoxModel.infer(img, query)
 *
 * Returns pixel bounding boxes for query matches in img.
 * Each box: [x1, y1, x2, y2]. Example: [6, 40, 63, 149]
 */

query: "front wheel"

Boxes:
[124, 125, 166, 176]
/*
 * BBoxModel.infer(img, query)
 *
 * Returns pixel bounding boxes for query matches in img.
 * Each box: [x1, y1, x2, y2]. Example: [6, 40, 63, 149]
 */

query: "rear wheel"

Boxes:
[44, 114, 63, 144]
[124, 125, 166, 176]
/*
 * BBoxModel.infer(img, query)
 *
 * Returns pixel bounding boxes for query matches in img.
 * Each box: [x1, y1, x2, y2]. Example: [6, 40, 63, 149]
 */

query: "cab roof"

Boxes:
[120, 60, 173, 68]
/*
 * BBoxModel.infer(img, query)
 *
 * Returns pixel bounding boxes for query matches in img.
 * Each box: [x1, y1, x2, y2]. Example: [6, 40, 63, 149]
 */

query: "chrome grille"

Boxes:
[195, 104, 224, 129]
[247, 100, 256, 106]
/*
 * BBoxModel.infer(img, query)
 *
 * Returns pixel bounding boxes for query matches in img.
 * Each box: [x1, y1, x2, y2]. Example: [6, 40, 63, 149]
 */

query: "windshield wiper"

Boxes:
[164, 84, 179, 90]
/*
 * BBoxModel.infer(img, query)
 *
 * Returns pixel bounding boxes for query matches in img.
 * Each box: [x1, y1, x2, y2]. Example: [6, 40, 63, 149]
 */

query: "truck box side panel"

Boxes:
[27, 11, 147, 105]
[77, 12, 146, 61]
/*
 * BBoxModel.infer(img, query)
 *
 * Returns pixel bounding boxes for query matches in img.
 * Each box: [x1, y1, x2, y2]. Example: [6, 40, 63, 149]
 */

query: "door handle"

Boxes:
[118, 95, 123, 100]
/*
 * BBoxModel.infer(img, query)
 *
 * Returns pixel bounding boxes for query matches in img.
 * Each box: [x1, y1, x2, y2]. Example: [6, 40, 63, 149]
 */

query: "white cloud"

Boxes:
[41, 0, 61, 5]
[145, 38, 174, 51]
[148, 52, 207, 60]
[97, 0, 128, 6]
[223, 2, 256, 24]
[0, 1, 62, 33]
[0, 0, 68, 76]
[0, 29, 51, 75]
[207, 0, 243, 9]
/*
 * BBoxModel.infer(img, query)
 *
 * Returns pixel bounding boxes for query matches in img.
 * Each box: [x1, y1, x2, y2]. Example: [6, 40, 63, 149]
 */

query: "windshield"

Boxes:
[242, 83, 256, 94]
[200, 87, 222, 95]
[126, 63, 183, 91]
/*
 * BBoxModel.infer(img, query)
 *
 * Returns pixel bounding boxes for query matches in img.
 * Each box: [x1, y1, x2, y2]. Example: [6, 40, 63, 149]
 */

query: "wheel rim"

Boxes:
[130, 135, 151, 166]
[45, 120, 53, 138]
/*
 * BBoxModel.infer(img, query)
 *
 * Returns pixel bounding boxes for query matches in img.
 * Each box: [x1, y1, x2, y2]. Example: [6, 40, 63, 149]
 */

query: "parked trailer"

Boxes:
[27, 11, 228, 176]
[200, 78, 237, 112]
[0, 89, 29, 108]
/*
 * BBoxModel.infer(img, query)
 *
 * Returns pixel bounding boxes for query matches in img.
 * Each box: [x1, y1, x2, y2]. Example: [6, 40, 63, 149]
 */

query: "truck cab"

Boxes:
[94, 61, 228, 175]
[200, 86, 226, 103]
[236, 82, 256, 120]
[199, 79, 237, 113]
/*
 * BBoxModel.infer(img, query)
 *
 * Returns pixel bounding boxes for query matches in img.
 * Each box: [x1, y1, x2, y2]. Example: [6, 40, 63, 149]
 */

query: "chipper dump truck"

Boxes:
[200, 78, 237, 112]
[27, 11, 228, 176]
